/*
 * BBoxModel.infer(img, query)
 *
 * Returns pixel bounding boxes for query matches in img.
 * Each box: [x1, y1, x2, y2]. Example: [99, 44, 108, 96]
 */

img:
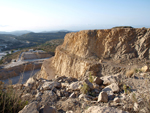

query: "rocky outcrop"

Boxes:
[38, 28, 150, 79]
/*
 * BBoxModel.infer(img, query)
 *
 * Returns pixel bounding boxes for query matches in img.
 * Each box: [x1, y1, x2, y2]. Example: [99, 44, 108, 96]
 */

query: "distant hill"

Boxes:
[112, 26, 133, 29]
[0, 30, 74, 51]
[0, 30, 32, 36]
[16, 31, 70, 44]
[0, 34, 35, 51]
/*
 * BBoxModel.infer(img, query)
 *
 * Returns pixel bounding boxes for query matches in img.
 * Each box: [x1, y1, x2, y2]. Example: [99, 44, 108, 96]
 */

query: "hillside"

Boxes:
[0, 30, 31, 36]
[16, 31, 69, 44]
[0, 34, 33, 51]
[16, 27, 150, 113]
[0, 39, 63, 64]
[1, 28, 150, 113]
[0, 31, 70, 51]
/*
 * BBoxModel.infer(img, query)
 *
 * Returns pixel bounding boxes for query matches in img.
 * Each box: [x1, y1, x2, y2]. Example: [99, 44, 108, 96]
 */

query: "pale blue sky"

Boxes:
[0, 0, 150, 32]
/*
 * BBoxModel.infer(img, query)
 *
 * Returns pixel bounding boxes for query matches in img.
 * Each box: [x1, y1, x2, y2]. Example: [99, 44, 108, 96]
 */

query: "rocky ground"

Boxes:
[11, 60, 150, 113]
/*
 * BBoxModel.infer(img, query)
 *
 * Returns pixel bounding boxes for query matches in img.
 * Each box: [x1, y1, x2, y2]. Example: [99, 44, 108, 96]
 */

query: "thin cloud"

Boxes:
[0, 25, 9, 27]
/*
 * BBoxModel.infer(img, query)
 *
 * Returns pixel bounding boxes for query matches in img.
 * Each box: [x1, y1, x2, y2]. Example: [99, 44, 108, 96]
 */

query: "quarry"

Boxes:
[1, 28, 150, 113]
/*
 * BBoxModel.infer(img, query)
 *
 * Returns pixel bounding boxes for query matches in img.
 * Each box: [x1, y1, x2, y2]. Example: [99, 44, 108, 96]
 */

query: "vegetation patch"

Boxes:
[0, 81, 28, 113]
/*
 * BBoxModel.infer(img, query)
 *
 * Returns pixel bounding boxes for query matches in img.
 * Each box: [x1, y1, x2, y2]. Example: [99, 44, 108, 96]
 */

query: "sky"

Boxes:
[0, 0, 150, 32]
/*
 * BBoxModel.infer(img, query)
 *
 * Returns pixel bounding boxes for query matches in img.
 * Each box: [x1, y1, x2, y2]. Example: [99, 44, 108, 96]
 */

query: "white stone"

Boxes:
[69, 92, 76, 98]
[141, 65, 149, 72]
[79, 94, 88, 100]
[68, 81, 82, 90]
[100, 74, 121, 85]
[114, 97, 121, 103]
[111, 83, 120, 93]
[40, 81, 61, 90]
[66, 111, 73, 113]
[24, 77, 35, 87]
[97, 91, 108, 103]
[133, 102, 139, 111]
[35, 92, 42, 98]
[102, 83, 119, 96]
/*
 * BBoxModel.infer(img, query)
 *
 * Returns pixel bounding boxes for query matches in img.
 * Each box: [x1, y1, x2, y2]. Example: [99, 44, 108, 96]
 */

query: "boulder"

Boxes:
[141, 65, 149, 72]
[84, 79, 94, 90]
[79, 94, 88, 100]
[66, 111, 73, 113]
[100, 74, 121, 85]
[93, 77, 103, 85]
[110, 83, 120, 93]
[40, 81, 61, 90]
[24, 77, 35, 87]
[133, 102, 139, 111]
[68, 81, 82, 90]
[102, 83, 119, 95]
[114, 97, 121, 103]
[19, 101, 38, 113]
[41, 105, 58, 113]
[97, 91, 108, 103]
[84, 106, 128, 113]
[41, 90, 57, 102]
[93, 83, 100, 89]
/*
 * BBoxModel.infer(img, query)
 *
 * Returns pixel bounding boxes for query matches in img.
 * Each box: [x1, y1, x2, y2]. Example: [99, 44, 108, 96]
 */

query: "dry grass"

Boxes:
[0, 81, 28, 113]
[0, 63, 37, 113]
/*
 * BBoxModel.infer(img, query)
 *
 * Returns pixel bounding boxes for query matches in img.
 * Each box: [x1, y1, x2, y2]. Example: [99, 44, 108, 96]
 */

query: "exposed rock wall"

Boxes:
[38, 28, 150, 79]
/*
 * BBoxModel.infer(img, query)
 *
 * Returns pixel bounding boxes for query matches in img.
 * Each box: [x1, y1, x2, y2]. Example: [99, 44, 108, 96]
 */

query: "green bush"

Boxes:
[88, 72, 94, 83]
[80, 82, 89, 94]
[123, 84, 131, 94]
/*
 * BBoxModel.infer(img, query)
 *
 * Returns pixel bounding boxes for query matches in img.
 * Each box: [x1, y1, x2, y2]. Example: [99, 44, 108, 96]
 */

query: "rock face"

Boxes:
[38, 28, 150, 79]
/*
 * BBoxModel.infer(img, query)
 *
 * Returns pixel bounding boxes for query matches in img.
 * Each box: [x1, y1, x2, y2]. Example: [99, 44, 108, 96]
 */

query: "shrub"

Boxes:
[123, 84, 131, 94]
[88, 72, 94, 83]
[80, 82, 89, 94]
[0, 82, 28, 113]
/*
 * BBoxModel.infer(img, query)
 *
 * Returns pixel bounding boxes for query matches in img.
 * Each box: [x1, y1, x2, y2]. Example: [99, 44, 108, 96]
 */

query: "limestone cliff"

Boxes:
[38, 28, 150, 79]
